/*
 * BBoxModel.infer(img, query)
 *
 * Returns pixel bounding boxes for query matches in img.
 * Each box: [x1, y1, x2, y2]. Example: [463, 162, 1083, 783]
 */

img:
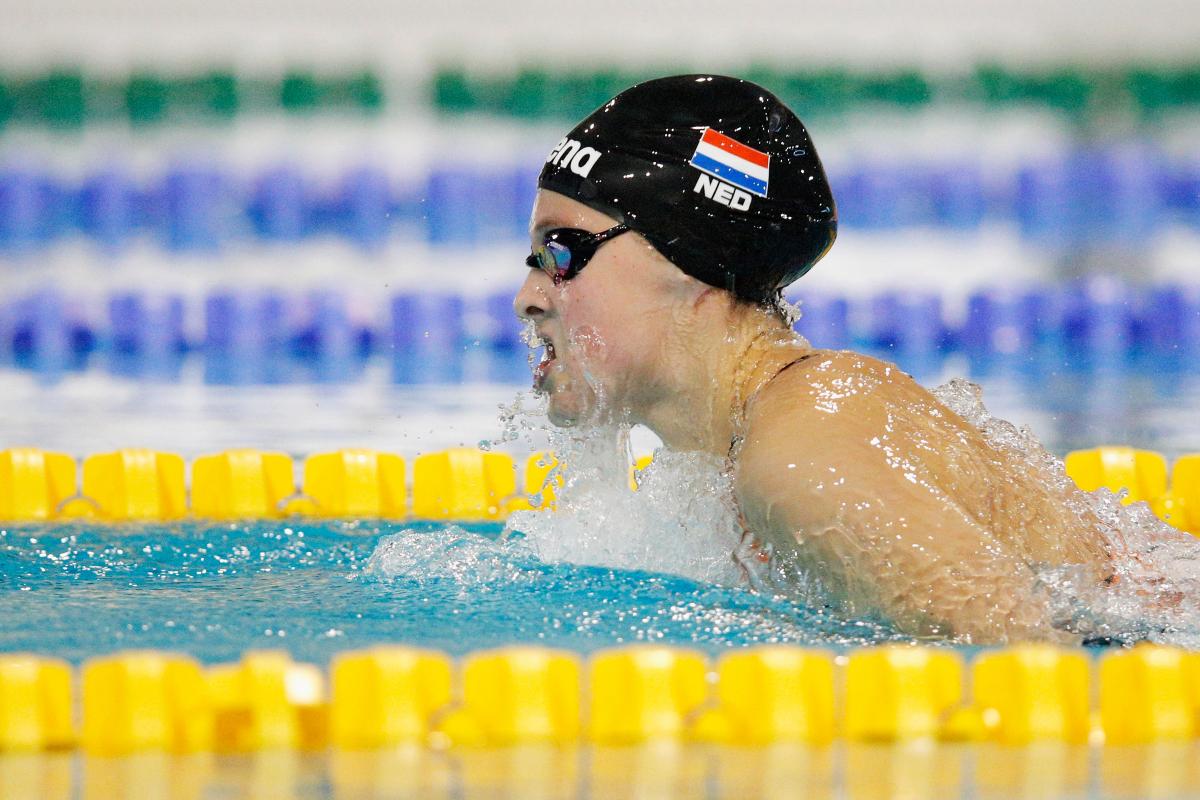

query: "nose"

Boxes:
[513, 270, 550, 321]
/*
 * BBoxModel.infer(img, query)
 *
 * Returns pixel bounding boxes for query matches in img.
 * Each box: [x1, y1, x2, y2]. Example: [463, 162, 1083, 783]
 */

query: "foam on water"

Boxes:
[366, 524, 546, 590]
[360, 524, 905, 650]
[1, 516, 910, 660]
[506, 429, 747, 586]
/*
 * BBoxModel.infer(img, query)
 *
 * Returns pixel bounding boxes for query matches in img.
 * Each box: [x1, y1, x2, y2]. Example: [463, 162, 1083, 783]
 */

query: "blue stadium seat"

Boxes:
[1093, 146, 1163, 245]
[866, 290, 945, 353]
[105, 348, 185, 381]
[389, 348, 464, 385]
[470, 168, 528, 242]
[202, 347, 292, 386]
[1015, 158, 1082, 246]
[1061, 276, 1135, 352]
[1160, 158, 1200, 226]
[929, 163, 987, 230]
[830, 166, 931, 229]
[7, 290, 93, 367]
[484, 291, 525, 349]
[962, 289, 1033, 355]
[1145, 284, 1200, 350]
[486, 344, 533, 384]
[290, 291, 370, 358]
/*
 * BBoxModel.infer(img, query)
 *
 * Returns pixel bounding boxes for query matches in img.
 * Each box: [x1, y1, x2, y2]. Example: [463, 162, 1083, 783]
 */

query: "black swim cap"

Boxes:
[537, 74, 837, 303]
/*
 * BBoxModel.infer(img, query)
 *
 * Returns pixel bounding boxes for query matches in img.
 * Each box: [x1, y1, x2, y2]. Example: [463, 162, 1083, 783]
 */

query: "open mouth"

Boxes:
[533, 337, 557, 389]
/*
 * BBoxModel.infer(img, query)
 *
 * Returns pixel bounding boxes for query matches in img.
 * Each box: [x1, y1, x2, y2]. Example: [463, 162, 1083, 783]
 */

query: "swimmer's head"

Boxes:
[536, 74, 837, 304]
[516, 191, 703, 427]
[516, 74, 836, 428]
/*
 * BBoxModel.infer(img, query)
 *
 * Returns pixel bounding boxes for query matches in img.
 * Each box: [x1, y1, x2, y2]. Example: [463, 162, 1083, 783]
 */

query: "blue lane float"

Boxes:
[204, 291, 289, 352]
[0, 149, 1198, 253]
[788, 291, 851, 350]
[0, 281, 1197, 383]
[865, 291, 947, 355]
[391, 293, 465, 353]
[78, 169, 141, 252]
[248, 164, 313, 243]
[108, 293, 186, 354]
[331, 166, 394, 250]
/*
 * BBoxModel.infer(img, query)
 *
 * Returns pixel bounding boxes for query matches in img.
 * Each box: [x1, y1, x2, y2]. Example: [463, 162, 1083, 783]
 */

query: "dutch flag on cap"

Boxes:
[688, 127, 771, 198]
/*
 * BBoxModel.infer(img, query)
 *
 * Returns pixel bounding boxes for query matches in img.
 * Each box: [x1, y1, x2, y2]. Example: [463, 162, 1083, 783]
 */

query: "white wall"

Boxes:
[1, 0, 1197, 73]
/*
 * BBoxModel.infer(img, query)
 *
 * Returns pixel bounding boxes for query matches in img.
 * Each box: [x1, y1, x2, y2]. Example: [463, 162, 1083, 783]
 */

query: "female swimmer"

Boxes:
[514, 75, 1115, 644]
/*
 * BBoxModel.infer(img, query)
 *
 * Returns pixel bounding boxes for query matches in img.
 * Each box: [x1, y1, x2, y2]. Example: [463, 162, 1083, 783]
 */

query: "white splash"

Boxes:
[365, 525, 542, 592]
[934, 377, 1200, 647]
[504, 420, 748, 586]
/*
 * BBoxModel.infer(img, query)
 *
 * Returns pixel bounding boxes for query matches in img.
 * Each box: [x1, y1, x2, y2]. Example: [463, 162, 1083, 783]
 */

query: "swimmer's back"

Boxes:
[734, 347, 1112, 641]
[747, 348, 1111, 568]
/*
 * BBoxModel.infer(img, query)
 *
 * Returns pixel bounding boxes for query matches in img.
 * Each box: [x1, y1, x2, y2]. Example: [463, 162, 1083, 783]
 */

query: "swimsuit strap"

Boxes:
[727, 351, 821, 461]
[765, 351, 820, 386]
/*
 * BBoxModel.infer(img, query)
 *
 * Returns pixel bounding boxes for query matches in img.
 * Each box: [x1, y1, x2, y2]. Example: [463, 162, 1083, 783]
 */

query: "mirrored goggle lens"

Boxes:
[535, 241, 573, 281]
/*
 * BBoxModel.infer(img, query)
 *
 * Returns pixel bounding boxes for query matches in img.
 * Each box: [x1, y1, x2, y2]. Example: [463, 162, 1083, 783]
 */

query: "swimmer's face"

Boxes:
[515, 190, 695, 427]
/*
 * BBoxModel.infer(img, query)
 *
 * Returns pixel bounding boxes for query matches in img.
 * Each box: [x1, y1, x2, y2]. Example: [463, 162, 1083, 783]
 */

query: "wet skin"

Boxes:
[516, 190, 1115, 645]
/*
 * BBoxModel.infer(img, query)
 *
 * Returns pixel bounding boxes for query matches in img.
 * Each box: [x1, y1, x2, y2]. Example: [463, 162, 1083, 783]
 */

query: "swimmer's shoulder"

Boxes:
[750, 348, 914, 419]
[738, 349, 919, 483]
[734, 349, 896, 532]
[734, 349, 946, 533]
[738, 350, 896, 474]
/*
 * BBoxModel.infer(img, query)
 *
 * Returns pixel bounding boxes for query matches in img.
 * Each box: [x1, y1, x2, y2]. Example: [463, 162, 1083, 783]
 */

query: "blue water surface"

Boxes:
[0, 520, 906, 664]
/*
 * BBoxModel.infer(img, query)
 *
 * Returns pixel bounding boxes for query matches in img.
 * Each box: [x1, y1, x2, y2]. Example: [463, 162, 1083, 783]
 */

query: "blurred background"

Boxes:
[1, 0, 1198, 459]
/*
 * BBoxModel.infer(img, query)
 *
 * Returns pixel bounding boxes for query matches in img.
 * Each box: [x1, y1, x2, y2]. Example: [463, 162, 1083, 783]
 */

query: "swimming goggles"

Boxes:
[526, 224, 630, 284]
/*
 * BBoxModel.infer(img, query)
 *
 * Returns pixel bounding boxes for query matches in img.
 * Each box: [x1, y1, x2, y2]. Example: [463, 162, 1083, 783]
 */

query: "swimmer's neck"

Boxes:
[635, 300, 811, 458]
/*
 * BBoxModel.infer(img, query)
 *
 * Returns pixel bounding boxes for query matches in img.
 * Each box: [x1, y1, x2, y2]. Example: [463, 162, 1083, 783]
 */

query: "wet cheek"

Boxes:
[560, 289, 642, 371]
[566, 324, 608, 360]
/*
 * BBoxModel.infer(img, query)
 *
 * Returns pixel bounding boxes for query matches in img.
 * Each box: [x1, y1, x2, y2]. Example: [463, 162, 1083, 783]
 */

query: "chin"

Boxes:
[547, 410, 579, 428]
[537, 367, 590, 425]
[544, 373, 605, 427]
[546, 395, 588, 428]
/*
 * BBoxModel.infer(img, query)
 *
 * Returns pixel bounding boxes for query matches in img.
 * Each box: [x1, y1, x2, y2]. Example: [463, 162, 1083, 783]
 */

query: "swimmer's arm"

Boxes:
[736, 376, 1064, 644]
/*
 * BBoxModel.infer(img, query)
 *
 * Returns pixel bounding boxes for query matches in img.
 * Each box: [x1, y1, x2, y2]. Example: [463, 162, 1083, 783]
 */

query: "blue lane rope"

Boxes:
[1, 149, 1198, 253]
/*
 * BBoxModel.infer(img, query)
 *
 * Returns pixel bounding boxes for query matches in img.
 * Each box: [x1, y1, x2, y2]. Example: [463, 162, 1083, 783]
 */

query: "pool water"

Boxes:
[2, 351, 1200, 662]
[0, 519, 910, 665]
